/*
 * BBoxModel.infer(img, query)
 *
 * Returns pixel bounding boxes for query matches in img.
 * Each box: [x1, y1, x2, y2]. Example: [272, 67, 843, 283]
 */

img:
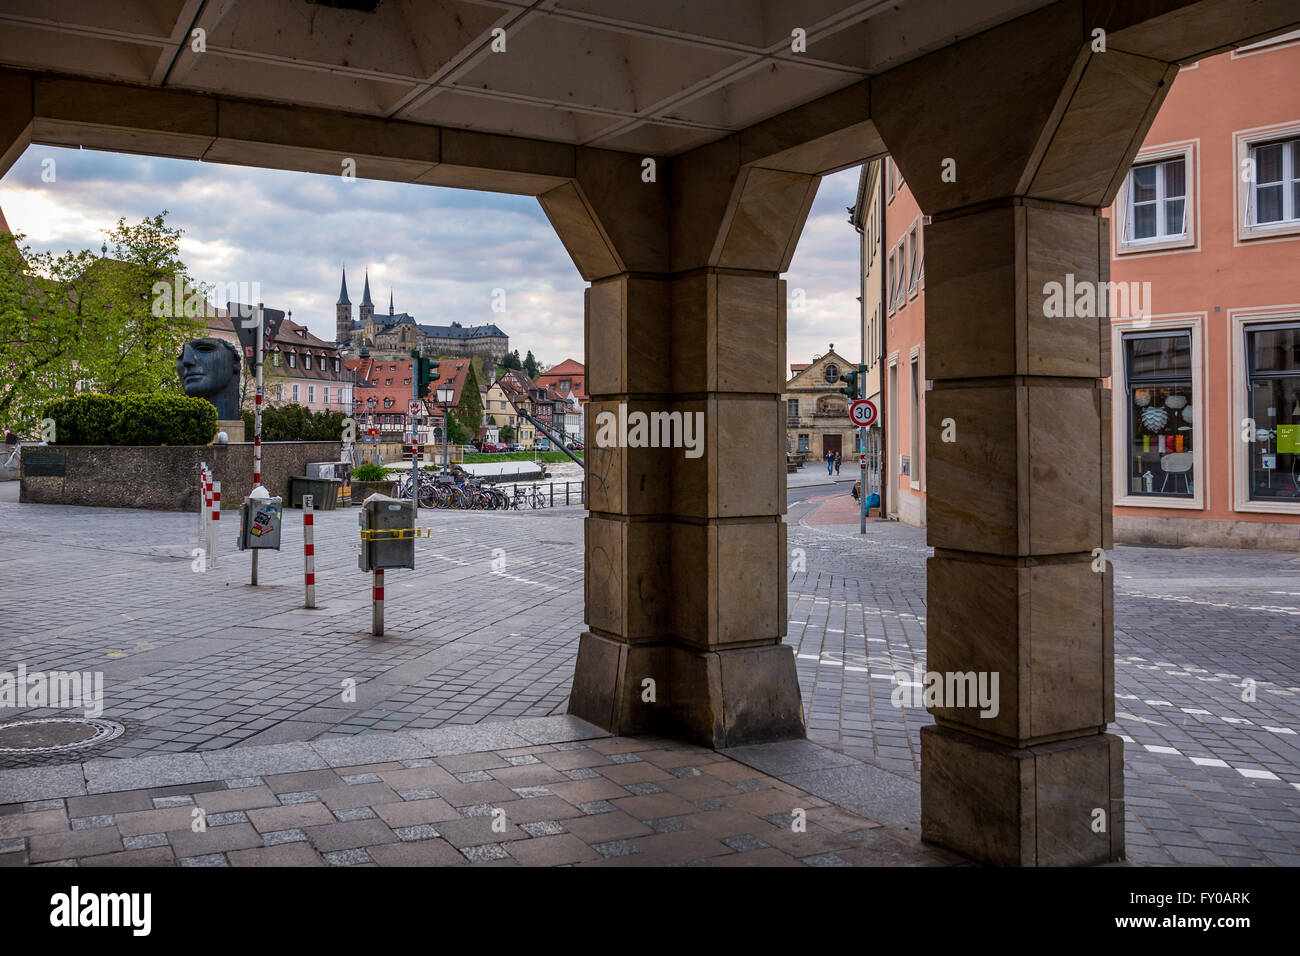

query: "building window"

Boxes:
[887, 249, 897, 314]
[323, 387, 330, 405]
[307, 385, 315, 404]
[333, 358, 340, 372]
[1246, 323, 1300, 502]
[272, 352, 281, 367]
[288, 353, 296, 369]
[1249, 136, 1300, 226]
[895, 241, 908, 310]
[907, 224, 921, 296]
[909, 356, 921, 485]
[1123, 331, 1194, 498]
[886, 158, 895, 202]
[824, 363, 839, 384]
[292, 384, 300, 402]
[275, 384, 284, 400]
[798, 434, 810, 453]
[787, 398, 799, 420]
[1126, 157, 1186, 242]
[385, 379, 392, 386]
[304, 354, 312, 370]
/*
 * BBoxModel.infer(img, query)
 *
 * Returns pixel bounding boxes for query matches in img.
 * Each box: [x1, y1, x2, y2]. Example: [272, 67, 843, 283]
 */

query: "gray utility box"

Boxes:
[238, 495, 283, 550]
[358, 494, 415, 571]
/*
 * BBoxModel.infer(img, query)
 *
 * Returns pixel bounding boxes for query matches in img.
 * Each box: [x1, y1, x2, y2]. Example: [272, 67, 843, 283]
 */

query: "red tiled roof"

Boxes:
[347, 356, 476, 416]
[535, 358, 586, 400]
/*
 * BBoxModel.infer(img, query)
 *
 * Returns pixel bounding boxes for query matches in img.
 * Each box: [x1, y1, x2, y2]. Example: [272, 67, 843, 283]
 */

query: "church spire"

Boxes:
[361, 270, 374, 309]
[337, 267, 350, 306]
[389, 289, 394, 316]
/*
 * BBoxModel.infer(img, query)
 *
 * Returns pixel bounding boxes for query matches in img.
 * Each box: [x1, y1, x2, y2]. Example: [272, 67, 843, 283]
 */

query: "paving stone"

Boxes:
[507, 833, 599, 866]
[0, 809, 68, 839]
[368, 839, 467, 867]
[322, 848, 372, 866]
[81, 847, 177, 867]
[303, 819, 397, 853]
[195, 786, 279, 813]
[179, 854, 228, 867]
[229, 842, 325, 866]
[315, 783, 400, 811]
[262, 828, 308, 846]
[169, 822, 263, 858]
[434, 815, 528, 849]
[372, 799, 462, 828]
[67, 791, 153, 818]
[123, 832, 169, 850]
[460, 843, 511, 863]
[28, 827, 123, 864]
[520, 821, 566, 837]
[247, 802, 336, 832]
[115, 806, 197, 837]
[70, 815, 115, 830]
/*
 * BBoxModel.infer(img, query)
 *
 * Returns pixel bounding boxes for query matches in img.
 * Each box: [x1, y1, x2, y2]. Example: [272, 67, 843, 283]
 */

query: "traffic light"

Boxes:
[839, 366, 864, 400]
[412, 350, 440, 399]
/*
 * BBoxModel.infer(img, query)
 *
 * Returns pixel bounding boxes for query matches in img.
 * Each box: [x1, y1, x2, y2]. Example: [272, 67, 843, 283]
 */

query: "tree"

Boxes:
[0, 212, 203, 435]
[522, 350, 539, 380]
[499, 424, 515, 443]
[449, 359, 484, 445]
[501, 349, 523, 371]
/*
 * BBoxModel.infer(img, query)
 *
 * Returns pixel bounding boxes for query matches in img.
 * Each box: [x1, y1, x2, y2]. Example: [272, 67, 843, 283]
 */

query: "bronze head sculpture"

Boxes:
[177, 337, 241, 420]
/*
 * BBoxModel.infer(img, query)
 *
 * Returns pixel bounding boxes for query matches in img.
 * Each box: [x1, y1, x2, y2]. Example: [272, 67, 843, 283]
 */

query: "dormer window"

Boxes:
[288, 353, 296, 368]
[304, 354, 312, 370]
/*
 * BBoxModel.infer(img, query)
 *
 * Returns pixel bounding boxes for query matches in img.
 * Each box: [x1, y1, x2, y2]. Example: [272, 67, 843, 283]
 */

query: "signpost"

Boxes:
[848, 399, 877, 534]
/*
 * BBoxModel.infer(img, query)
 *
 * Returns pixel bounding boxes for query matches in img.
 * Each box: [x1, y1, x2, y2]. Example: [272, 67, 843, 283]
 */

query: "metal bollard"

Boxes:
[372, 569, 384, 636]
[549, 482, 554, 507]
[209, 480, 221, 568]
[303, 494, 316, 609]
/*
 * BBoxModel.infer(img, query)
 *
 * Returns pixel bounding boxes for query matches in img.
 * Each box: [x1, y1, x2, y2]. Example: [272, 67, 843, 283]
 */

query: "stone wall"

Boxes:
[20, 442, 342, 512]
[1115, 514, 1300, 550]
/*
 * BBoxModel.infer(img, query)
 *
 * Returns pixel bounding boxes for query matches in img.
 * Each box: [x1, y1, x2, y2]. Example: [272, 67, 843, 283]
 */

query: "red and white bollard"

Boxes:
[198, 462, 209, 543]
[303, 494, 316, 609]
[372, 569, 384, 636]
[209, 480, 221, 568]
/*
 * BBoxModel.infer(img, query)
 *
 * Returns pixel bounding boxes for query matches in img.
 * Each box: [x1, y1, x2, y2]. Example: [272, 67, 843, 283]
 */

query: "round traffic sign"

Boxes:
[849, 399, 878, 428]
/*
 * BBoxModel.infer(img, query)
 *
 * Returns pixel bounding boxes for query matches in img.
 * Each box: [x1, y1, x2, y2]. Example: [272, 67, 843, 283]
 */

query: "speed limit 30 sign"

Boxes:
[849, 399, 878, 428]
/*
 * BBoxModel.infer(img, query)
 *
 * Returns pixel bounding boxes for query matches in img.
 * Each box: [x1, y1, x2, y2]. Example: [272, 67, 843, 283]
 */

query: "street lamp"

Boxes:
[436, 383, 455, 475]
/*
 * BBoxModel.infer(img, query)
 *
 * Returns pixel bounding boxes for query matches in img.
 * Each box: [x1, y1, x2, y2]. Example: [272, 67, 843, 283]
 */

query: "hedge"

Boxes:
[241, 404, 349, 442]
[44, 394, 217, 446]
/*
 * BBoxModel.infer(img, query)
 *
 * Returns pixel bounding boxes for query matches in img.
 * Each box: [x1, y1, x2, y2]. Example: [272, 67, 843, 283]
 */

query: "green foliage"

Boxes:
[498, 424, 515, 443]
[352, 462, 390, 481]
[501, 349, 523, 371]
[44, 393, 216, 446]
[241, 404, 348, 442]
[448, 361, 484, 446]
[522, 350, 539, 380]
[1, 212, 203, 435]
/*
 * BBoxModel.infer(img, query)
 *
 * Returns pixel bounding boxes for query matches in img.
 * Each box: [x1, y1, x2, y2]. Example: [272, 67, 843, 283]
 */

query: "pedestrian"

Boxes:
[825, 449, 834, 475]
[835, 451, 841, 475]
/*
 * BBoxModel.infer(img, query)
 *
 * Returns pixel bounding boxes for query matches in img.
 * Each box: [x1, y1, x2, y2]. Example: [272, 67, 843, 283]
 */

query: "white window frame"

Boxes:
[1115, 143, 1196, 255]
[907, 222, 921, 298]
[291, 384, 300, 403]
[886, 248, 897, 315]
[287, 353, 296, 369]
[908, 347, 922, 491]
[1236, 122, 1300, 243]
[894, 240, 908, 310]
[886, 158, 896, 203]
[1110, 314, 1206, 511]
[1231, 308, 1300, 516]
[323, 386, 330, 405]
[304, 354, 312, 370]
[307, 385, 315, 404]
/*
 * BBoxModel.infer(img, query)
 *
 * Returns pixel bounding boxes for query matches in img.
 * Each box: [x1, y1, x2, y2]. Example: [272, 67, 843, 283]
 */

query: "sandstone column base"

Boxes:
[568, 631, 805, 748]
[920, 724, 1125, 866]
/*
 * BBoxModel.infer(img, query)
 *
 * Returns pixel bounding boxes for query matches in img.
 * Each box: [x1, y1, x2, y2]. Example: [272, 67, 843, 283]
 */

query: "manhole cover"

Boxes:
[0, 718, 124, 753]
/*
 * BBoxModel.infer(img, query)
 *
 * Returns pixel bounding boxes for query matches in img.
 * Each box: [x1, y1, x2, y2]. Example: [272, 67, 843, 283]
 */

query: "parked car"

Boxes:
[506, 443, 524, 452]
[565, 440, 584, 450]
[478, 441, 508, 453]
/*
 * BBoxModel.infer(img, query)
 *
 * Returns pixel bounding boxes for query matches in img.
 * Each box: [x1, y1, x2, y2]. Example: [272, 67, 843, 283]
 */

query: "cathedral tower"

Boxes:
[336, 267, 352, 345]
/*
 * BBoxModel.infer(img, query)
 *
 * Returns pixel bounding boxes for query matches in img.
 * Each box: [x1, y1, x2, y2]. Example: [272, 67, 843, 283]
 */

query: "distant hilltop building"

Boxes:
[334, 267, 508, 363]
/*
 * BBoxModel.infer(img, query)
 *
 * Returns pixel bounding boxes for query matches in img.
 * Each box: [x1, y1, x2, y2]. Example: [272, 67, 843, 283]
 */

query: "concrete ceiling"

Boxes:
[0, 0, 1058, 157]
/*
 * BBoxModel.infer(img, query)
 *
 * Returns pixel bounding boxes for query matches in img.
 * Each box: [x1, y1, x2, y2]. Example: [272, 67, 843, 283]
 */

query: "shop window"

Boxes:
[1123, 331, 1194, 498]
[1246, 323, 1300, 501]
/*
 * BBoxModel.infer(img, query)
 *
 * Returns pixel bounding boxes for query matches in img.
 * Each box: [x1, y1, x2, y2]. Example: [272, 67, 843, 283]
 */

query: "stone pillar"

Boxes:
[870, 4, 1185, 865]
[544, 149, 815, 748]
[0, 70, 33, 181]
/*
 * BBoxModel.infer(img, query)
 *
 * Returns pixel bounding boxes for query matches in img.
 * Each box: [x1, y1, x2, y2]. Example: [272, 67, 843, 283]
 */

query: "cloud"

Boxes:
[2, 145, 861, 375]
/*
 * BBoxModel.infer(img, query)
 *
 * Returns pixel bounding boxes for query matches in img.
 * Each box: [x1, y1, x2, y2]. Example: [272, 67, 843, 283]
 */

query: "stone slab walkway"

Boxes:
[0, 716, 961, 867]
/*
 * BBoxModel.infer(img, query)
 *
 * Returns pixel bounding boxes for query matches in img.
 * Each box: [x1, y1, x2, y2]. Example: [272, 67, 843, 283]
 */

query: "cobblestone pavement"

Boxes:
[2, 483, 1299, 864]
[787, 491, 1300, 867]
[0, 719, 961, 867]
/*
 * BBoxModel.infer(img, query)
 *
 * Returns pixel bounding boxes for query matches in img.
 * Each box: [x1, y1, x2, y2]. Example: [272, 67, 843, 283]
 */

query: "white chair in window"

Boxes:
[1159, 452, 1192, 494]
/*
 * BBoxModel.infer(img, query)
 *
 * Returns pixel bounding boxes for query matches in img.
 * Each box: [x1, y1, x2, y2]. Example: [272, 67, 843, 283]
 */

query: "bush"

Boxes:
[352, 462, 389, 481]
[45, 394, 216, 446]
[242, 404, 348, 442]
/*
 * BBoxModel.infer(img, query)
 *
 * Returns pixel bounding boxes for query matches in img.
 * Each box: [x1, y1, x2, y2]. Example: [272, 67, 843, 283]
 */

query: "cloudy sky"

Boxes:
[0, 145, 863, 374]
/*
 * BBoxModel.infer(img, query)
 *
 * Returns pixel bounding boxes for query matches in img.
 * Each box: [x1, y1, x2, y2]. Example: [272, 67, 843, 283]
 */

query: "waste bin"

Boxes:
[290, 476, 341, 510]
